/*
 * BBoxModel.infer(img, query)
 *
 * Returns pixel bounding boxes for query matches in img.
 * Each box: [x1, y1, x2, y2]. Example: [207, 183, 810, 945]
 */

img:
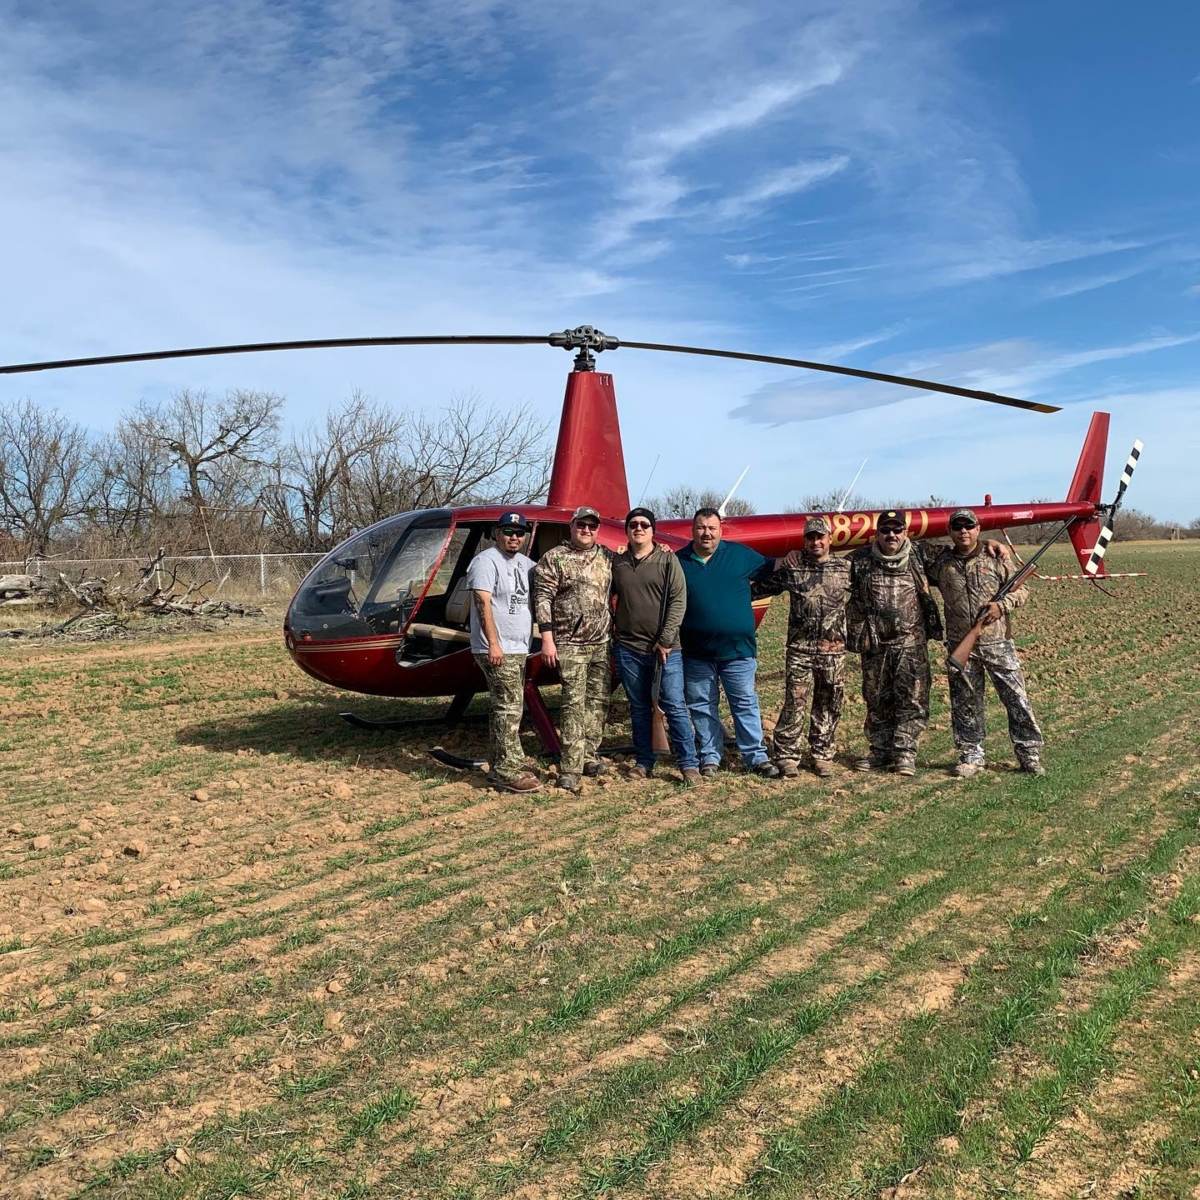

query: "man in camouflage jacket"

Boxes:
[754, 515, 850, 777]
[918, 508, 1044, 776]
[846, 510, 942, 776]
[534, 506, 613, 792]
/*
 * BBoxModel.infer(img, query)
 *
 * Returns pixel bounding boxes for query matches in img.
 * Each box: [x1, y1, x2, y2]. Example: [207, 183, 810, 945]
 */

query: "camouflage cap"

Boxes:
[571, 506, 601, 523]
[804, 515, 831, 535]
[877, 509, 907, 531]
[949, 508, 979, 527]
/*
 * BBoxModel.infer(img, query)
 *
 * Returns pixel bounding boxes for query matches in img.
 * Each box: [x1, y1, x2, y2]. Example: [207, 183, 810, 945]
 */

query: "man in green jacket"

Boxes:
[610, 508, 698, 785]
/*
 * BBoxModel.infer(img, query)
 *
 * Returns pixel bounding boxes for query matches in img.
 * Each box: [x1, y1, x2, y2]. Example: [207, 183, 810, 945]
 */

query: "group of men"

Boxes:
[466, 502, 1044, 794]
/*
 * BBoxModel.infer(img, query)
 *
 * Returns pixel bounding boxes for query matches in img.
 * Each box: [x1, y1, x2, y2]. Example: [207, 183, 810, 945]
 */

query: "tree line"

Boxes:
[0, 390, 551, 560]
[1, 390, 1192, 560]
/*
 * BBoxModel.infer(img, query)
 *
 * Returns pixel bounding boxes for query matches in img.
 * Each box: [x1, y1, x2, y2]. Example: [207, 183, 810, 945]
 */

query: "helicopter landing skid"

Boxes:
[428, 748, 487, 770]
[339, 690, 478, 733]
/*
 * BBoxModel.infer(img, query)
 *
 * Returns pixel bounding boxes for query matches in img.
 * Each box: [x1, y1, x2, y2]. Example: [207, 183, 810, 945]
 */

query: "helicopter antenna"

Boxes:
[636, 455, 661, 507]
[836, 457, 868, 513]
[719, 465, 751, 518]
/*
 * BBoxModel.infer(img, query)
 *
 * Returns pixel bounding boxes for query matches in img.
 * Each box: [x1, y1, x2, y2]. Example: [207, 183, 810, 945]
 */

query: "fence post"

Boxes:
[260, 553, 267, 595]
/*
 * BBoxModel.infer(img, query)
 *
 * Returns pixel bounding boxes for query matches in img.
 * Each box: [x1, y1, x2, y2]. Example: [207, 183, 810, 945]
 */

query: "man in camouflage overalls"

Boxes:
[467, 512, 539, 793]
[755, 516, 850, 777]
[918, 508, 1045, 776]
[846, 510, 943, 776]
[534, 506, 613, 792]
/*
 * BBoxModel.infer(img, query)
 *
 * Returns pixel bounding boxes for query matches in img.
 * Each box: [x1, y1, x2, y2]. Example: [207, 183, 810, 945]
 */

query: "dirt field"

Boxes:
[2, 542, 1199, 1199]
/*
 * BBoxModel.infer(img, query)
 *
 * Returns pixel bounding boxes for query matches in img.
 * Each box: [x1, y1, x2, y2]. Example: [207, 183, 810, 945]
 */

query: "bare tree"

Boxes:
[151, 388, 283, 514]
[644, 485, 756, 519]
[406, 391, 552, 508]
[262, 391, 404, 551]
[1110, 507, 1168, 541]
[799, 489, 872, 514]
[0, 398, 93, 555]
[87, 405, 176, 552]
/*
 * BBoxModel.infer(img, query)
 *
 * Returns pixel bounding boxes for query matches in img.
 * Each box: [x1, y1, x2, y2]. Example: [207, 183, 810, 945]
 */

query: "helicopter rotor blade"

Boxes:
[0, 326, 1056, 414]
[618, 340, 1059, 413]
[1084, 439, 1143, 576]
[0, 335, 552, 376]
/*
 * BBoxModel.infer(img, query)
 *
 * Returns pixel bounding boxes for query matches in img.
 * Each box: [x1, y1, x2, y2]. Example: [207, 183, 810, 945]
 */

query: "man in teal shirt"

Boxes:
[677, 508, 780, 778]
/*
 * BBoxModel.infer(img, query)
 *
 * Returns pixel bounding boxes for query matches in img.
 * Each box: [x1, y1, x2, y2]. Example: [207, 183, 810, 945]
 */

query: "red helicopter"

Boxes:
[1, 325, 1140, 752]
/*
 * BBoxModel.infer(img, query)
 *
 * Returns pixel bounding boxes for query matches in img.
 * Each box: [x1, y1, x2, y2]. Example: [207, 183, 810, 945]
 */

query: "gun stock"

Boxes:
[949, 616, 988, 669]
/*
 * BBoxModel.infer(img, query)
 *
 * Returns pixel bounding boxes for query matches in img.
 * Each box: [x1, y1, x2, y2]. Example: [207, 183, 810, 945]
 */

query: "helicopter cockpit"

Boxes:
[286, 509, 569, 654]
[287, 509, 460, 641]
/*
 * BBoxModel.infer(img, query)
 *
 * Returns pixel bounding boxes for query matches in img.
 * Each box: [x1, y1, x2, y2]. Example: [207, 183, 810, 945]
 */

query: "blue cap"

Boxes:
[497, 511, 531, 531]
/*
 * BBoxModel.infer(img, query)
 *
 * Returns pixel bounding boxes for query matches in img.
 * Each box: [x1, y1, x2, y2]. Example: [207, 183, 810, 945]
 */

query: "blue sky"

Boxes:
[1, 0, 1198, 520]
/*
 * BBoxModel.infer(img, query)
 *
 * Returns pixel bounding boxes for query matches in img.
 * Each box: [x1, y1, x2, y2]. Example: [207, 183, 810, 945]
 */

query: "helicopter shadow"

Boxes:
[173, 692, 587, 774]
[175, 694, 501, 772]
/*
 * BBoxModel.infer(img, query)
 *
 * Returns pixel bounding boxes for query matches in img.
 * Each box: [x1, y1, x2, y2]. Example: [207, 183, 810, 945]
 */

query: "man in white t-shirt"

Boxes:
[467, 512, 539, 792]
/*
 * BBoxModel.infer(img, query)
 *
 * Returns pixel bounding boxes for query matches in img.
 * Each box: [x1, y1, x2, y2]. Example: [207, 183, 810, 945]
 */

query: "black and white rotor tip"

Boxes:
[1085, 439, 1143, 576]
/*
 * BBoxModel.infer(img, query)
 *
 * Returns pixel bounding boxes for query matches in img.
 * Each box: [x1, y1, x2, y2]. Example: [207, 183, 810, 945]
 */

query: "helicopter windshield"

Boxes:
[288, 509, 455, 641]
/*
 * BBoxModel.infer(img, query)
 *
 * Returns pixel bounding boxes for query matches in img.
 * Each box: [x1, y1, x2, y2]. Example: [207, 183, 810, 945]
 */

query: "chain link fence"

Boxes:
[0, 553, 326, 602]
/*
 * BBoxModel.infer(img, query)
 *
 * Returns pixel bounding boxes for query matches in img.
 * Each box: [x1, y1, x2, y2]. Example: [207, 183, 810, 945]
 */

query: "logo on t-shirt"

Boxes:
[509, 564, 528, 615]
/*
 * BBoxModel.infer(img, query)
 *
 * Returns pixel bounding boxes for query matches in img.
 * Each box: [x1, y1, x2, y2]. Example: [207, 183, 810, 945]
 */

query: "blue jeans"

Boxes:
[683, 655, 768, 769]
[613, 645, 698, 772]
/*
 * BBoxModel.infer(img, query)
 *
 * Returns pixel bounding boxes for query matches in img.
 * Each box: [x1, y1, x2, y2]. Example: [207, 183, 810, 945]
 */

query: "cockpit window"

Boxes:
[288, 509, 455, 640]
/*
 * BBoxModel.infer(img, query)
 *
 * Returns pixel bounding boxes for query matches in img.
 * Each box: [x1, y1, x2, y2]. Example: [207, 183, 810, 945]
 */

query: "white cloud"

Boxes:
[653, 72, 846, 155]
[811, 324, 907, 360]
[730, 331, 1200, 426]
[716, 156, 850, 219]
[1039, 263, 1150, 300]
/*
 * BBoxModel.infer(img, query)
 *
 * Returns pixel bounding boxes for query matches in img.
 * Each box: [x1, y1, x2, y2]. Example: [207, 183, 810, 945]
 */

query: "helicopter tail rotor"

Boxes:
[1084, 439, 1143, 576]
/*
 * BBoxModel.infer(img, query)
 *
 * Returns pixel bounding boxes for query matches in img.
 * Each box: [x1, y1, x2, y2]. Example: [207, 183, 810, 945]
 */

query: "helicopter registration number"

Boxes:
[826, 510, 930, 548]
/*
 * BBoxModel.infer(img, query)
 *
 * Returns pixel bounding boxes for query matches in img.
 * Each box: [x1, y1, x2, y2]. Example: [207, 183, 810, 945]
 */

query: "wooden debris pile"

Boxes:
[0, 552, 263, 637]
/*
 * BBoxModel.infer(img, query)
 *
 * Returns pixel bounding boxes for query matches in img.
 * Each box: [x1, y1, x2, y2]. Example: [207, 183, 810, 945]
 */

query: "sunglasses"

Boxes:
[879, 526, 904, 534]
[626, 521, 652, 531]
[949, 521, 978, 531]
[574, 520, 600, 530]
[500, 527, 526, 536]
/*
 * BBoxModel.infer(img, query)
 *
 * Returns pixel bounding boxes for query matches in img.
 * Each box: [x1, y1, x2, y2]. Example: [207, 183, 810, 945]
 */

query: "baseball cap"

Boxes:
[572, 506, 601, 523]
[496, 511, 530, 531]
[877, 510, 907, 531]
[804, 515, 830, 535]
[949, 508, 978, 528]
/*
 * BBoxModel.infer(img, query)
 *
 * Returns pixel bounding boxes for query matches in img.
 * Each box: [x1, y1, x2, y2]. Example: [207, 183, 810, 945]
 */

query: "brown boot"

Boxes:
[494, 772, 541, 794]
[811, 758, 835, 778]
[680, 768, 702, 788]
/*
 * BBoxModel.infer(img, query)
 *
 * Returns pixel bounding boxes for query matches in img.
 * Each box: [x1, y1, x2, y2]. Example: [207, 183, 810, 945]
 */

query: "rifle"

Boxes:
[947, 517, 1077, 671]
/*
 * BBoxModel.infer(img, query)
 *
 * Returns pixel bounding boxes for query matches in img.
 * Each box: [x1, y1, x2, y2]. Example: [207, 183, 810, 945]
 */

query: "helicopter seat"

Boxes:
[403, 574, 473, 650]
[443, 575, 473, 628]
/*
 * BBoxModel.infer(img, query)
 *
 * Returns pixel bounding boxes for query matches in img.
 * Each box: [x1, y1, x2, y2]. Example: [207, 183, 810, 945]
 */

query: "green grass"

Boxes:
[1, 544, 1198, 1199]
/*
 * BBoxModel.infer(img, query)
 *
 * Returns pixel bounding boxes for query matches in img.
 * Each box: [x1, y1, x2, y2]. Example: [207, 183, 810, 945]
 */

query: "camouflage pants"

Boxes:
[557, 641, 611, 776]
[946, 638, 1043, 762]
[861, 641, 931, 758]
[773, 647, 845, 763]
[474, 653, 528, 783]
